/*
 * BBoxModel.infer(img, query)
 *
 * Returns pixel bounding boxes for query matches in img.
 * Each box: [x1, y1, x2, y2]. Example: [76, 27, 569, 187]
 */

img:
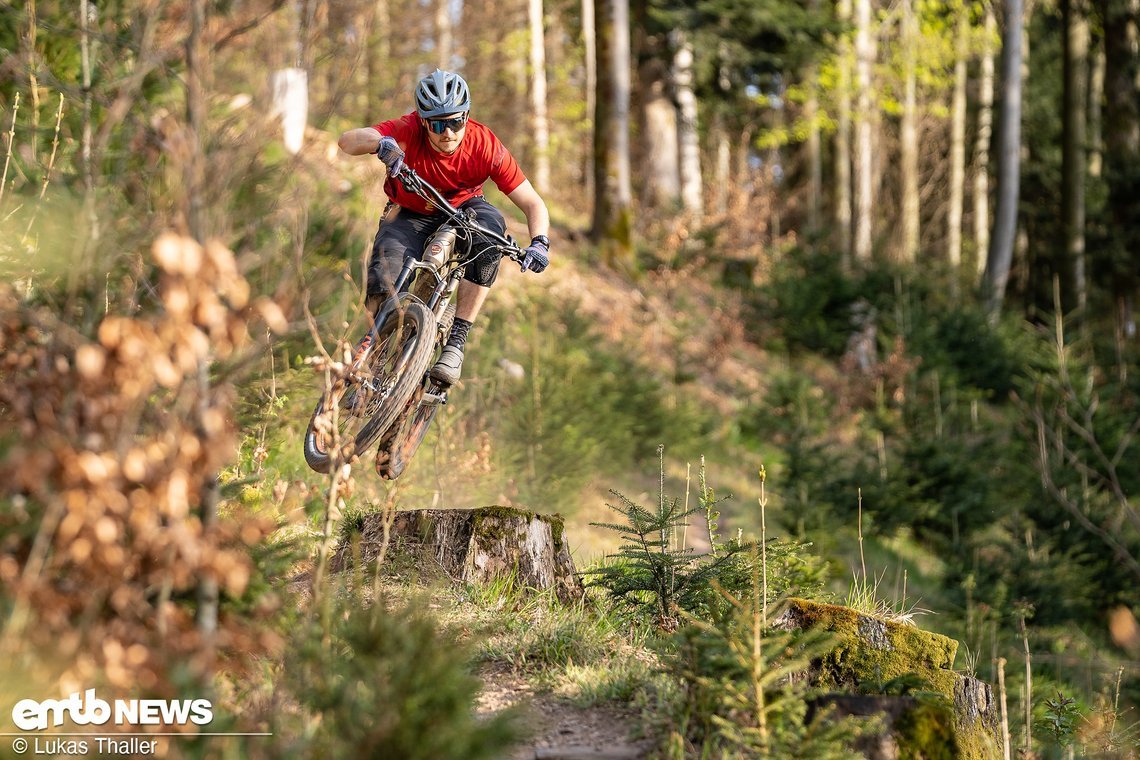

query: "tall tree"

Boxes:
[835, 0, 854, 261]
[984, 0, 1025, 317]
[854, 0, 875, 262]
[436, 0, 453, 68]
[582, 0, 597, 204]
[900, 0, 920, 263]
[674, 31, 703, 221]
[974, 5, 996, 277]
[592, 0, 634, 265]
[1062, 0, 1089, 313]
[805, 0, 824, 239]
[633, 2, 679, 211]
[529, 0, 551, 193]
[1098, 0, 1140, 337]
[366, 0, 392, 122]
[639, 55, 680, 208]
[948, 7, 969, 275]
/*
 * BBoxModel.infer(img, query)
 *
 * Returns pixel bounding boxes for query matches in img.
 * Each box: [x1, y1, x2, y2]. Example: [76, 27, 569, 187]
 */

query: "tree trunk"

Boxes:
[1062, 0, 1089, 313]
[187, 0, 218, 637]
[79, 0, 99, 243]
[1099, 0, 1140, 338]
[529, 0, 551, 193]
[900, 0, 920, 263]
[836, 0, 854, 262]
[331, 508, 584, 603]
[673, 32, 703, 222]
[984, 0, 1025, 317]
[582, 0, 597, 203]
[806, 0, 823, 238]
[974, 6, 996, 278]
[948, 10, 968, 275]
[1088, 39, 1104, 180]
[640, 59, 680, 209]
[854, 0, 875, 262]
[806, 85, 823, 240]
[367, 0, 391, 121]
[714, 115, 731, 216]
[436, 0, 453, 69]
[591, 0, 634, 267]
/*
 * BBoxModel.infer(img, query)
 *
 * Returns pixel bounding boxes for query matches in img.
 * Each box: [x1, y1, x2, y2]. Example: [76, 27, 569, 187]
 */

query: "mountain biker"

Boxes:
[337, 69, 551, 386]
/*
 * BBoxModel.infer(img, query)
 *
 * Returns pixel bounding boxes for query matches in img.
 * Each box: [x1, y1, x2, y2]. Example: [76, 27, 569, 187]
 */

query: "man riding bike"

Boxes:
[337, 68, 552, 385]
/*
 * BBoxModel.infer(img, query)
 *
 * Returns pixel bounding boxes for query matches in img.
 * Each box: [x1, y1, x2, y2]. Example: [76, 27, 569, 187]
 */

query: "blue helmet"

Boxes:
[415, 69, 471, 118]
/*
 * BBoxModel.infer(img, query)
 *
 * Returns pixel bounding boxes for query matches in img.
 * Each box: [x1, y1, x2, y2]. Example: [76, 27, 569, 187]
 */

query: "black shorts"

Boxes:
[366, 196, 507, 299]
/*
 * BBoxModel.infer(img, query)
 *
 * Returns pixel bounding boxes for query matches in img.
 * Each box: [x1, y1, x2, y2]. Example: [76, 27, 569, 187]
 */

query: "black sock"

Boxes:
[446, 318, 473, 350]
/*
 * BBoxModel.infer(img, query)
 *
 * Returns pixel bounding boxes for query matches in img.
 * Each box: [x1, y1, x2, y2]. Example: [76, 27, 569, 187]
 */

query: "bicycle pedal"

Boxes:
[421, 389, 448, 406]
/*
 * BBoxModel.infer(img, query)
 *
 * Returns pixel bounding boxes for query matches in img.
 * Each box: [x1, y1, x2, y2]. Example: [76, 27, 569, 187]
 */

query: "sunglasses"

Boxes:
[425, 115, 468, 134]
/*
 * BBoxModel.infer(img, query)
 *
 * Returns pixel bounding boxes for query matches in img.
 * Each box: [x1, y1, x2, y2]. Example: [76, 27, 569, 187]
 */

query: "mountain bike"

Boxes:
[303, 165, 527, 479]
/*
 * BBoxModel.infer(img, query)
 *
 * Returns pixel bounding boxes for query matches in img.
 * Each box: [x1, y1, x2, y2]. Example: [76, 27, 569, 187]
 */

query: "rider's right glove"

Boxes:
[374, 136, 405, 177]
[520, 235, 550, 274]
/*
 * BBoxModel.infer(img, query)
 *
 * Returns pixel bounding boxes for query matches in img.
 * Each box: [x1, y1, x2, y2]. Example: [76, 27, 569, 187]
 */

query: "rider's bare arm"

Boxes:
[507, 181, 550, 241]
[339, 127, 390, 156]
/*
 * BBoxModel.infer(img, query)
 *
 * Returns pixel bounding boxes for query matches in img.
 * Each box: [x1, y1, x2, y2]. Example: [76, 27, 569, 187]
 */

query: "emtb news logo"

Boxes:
[11, 690, 213, 730]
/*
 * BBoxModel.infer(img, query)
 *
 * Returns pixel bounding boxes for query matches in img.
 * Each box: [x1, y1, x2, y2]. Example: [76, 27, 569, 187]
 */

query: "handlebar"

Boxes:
[393, 166, 526, 263]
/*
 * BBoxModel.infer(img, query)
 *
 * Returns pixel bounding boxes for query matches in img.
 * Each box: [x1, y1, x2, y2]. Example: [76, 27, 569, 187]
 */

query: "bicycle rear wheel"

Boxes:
[303, 301, 437, 474]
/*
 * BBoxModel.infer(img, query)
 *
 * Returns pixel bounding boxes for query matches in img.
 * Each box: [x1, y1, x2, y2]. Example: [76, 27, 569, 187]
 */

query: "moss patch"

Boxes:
[471, 506, 534, 544]
[895, 700, 958, 760]
[783, 598, 957, 694]
[782, 598, 999, 759]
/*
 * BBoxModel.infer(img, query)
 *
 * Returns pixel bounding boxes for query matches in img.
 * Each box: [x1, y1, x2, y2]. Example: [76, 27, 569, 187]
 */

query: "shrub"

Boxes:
[274, 592, 518, 760]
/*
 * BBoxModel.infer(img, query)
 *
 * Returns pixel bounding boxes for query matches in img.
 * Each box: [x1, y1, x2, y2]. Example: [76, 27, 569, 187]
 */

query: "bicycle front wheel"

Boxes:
[303, 301, 438, 473]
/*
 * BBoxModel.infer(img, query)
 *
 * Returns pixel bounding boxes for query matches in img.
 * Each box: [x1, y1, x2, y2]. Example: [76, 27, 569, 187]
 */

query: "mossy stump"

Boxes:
[331, 507, 583, 603]
[778, 598, 1002, 759]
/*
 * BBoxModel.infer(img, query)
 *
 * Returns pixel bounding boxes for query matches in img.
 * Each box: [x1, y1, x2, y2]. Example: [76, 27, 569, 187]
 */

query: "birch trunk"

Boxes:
[674, 32, 703, 221]
[984, 0, 1025, 316]
[835, 0, 854, 261]
[901, 0, 919, 263]
[529, 0, 551, 193]
[974, 7, 995, 277]
[948, 10, 969, 272]
[854, 0, 875, 262]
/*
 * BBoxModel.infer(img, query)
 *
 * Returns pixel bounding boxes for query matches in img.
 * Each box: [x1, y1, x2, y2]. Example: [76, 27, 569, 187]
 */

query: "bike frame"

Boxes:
[370, 166, 523, 341]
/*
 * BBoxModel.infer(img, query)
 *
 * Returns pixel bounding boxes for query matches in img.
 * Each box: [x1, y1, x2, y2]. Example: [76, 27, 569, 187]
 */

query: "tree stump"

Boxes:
[331, 507, 583, 603]
[777, 598, 1002, 759]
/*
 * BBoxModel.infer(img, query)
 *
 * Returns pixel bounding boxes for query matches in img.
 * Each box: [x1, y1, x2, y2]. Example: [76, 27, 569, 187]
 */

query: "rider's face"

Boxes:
[422, 113, 468, 155]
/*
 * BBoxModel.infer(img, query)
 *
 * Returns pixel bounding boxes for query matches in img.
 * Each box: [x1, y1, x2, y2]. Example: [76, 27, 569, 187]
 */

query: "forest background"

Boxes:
[1, 0, 1139, 757]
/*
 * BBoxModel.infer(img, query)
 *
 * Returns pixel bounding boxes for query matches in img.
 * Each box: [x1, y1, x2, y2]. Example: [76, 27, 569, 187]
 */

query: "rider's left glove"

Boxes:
[520, 235, 550, 274]
[374, 136, 405, 177]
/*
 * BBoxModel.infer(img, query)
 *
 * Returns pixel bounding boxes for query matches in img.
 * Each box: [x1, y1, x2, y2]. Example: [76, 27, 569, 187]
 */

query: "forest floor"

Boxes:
[476, 662, 653, 760]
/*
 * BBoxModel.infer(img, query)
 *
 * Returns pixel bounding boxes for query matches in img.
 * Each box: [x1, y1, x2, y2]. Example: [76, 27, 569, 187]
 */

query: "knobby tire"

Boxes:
[303, 300, 437, 473]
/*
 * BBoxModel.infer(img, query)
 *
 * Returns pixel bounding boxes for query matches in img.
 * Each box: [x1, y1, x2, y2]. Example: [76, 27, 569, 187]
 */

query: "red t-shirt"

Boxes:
[371, 112, 526, 215]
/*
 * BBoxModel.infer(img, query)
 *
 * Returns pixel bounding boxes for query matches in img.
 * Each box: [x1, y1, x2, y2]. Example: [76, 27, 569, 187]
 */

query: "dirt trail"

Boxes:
[476, 663, 653, 760]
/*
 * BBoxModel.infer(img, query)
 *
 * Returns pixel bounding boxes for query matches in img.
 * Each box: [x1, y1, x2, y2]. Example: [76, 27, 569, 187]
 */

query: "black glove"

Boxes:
[520, 235, 550, 274]
[374, 135, 405, 177]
